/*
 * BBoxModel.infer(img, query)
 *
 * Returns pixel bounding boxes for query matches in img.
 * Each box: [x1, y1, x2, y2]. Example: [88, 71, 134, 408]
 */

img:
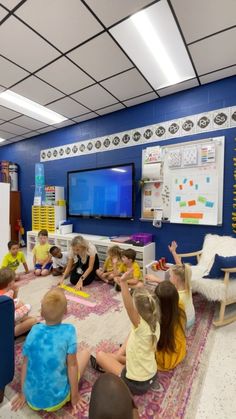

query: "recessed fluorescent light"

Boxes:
[0, 138, 6, 143]
[0, 90, 67, 125]
[110, 0, 196, 90]
[111, 168, 126, 173]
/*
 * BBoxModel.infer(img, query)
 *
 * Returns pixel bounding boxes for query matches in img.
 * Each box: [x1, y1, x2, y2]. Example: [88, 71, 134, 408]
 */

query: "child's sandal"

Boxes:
[90, 355, 105, 373]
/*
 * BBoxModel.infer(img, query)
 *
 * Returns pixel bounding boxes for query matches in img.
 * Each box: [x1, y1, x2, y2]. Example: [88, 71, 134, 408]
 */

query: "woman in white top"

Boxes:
[60, 235, 99, 290]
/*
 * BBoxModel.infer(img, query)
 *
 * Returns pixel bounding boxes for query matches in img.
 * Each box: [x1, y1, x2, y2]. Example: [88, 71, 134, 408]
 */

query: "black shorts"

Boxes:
[120, 367, 157, 395]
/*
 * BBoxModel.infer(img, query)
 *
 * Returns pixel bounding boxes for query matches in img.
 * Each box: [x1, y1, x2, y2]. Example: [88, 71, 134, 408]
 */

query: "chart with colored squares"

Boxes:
[170, 174, 218, 225]
[142, 136, 224, 225]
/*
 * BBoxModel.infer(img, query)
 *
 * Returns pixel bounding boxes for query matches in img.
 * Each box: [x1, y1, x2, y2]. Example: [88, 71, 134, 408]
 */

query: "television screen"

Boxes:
[68, 163, 134, 219]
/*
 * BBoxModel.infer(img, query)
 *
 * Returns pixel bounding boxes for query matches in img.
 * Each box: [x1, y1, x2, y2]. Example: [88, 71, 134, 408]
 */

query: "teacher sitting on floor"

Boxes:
[60, 235, 99, 290]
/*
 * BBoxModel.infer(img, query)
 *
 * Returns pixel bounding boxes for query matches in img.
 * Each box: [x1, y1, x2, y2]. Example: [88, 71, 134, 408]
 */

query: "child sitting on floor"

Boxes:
[96, 245, 122, 284]
[154, 280, 186, 371]
[11, 288, 90, 414]
[91, 271, 160, 395]
[89, 373, 140, 419]
[49, 245, 70, 276]
[1, 240, 29, 280]
[0, 268, 37, 337]
[33, 229, 52, 276]
[114, 249, 143, 290]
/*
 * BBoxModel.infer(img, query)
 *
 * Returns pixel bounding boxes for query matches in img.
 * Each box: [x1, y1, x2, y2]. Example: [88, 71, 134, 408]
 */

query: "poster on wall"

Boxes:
[170, 173, 218, 225]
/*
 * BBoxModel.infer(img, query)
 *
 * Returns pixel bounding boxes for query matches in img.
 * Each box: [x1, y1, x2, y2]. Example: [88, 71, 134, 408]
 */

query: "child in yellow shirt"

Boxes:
[1, 240, 29, 280]
[114, 249, 143, 290]
[33, 230, 52, 276]
[96, 245, 122, 284]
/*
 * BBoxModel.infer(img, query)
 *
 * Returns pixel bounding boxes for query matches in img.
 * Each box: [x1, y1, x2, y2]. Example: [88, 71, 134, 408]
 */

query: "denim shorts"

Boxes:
[35, 262, 52, 271]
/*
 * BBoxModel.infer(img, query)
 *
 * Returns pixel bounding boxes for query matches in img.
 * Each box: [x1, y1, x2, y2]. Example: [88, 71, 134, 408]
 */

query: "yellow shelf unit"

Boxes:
[32, 206, 66, 232]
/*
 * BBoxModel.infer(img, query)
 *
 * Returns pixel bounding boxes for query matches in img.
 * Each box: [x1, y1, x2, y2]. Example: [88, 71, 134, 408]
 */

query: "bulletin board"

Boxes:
[141, 137, 224, 226]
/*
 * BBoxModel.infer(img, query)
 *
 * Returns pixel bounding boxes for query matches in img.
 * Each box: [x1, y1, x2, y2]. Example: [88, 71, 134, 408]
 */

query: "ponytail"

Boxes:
[133, 289, 160, 346]
[171, 263, 192, 294]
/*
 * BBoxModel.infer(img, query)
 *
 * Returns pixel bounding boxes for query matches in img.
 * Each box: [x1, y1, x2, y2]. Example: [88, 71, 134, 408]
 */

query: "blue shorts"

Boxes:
[35, 262, 52, 271]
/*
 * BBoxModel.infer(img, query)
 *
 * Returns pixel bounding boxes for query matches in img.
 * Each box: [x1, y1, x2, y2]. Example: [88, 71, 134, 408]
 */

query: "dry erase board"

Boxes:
[141, 137, 224, 226]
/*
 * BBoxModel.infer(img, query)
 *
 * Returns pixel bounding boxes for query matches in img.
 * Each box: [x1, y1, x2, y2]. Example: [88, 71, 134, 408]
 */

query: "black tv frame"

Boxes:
[67, 163, 135, 220]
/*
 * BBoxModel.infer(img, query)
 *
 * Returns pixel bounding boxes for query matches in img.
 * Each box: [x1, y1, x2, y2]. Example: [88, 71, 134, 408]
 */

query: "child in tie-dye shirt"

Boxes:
[11, 289, 90, 414]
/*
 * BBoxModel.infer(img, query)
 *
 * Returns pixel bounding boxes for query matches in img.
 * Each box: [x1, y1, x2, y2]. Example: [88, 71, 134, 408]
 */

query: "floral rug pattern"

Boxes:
[11, 279, 215, 419]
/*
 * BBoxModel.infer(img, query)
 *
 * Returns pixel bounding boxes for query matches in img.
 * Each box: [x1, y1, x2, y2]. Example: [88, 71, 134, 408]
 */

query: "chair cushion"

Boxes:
[204, 254, 236, 279]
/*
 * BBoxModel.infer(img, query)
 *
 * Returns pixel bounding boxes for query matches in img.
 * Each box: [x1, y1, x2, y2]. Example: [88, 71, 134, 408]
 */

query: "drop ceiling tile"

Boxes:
[12, 115, 48, 130]
[85, 0, 155, 27]
[189, 28, 236, 75]
[72, 112, 98, 123]
[101, 69, 152, 101]
[0, 122, 29, 135]
[15, 0, 103, 52]
[200, 66, 236, 84]
[171, 0, 236, 44]
[68, 33, 133, 81]
[124, 92, 157, 107]
[47, 97, 89, 118]
[6, 135, 26, 142]
[0, 106, 21, 121]
[37, 126, 57, 134]
[12, 76, 63, 105]
[1, 1, 22, 10]
[0, 86, 6, 94]
[157, 78, 199, 97]
[71, 84, 117, 110]
[0, 56, 29, 88]
[22, 131, 40, 138]
[0, 130, 15, 140]
[0, 5, 9, 20]
[52, 120, 76, 128]
[37, 57, 93, 95]
[96, 103, 125, 115]
[0, 16, 59, 72]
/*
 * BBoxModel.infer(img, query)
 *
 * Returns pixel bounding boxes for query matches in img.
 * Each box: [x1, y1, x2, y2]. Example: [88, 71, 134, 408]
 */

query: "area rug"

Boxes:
[10, 279, 215, 419]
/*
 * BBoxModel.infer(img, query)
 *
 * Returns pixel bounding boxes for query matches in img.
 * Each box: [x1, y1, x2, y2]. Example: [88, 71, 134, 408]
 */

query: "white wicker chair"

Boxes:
[177, 234, 236, 326]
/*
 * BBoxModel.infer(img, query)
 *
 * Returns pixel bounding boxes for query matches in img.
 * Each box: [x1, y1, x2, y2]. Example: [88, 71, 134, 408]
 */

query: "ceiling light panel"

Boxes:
[0, 90, 67, 125]
[110, 0, 195, 90]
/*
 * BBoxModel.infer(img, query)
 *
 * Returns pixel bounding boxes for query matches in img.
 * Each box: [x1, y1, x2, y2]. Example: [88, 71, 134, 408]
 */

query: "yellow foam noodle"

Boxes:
[59, 284, 90, 298]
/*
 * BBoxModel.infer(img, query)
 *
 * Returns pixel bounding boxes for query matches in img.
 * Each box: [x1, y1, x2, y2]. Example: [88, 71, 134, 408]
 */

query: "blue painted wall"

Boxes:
[1, 76, 236, 260]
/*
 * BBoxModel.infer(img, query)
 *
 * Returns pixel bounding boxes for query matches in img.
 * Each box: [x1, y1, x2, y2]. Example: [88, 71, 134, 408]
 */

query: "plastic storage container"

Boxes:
[131, 233, 153, 245]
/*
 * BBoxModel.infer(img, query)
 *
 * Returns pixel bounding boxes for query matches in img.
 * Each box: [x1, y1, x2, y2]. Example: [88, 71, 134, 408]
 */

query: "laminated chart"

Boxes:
[170, 174, 218, 225]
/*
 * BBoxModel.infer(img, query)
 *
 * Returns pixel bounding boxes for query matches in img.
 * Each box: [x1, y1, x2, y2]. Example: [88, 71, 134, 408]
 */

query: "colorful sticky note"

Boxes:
[189, 180, 193, 186]
[188, 200, 196, 206]
[179, 184, 183, 190]
[182, 218, 199, 224]
[205, 201, 214, 208]
[183, 178, 187, 184]
[175, 196, 181, 202]
[180, 213, 203, 219]
[206, 177, 210, 183]
[198, 196, 206, 203]
[179, 201, 187, 207]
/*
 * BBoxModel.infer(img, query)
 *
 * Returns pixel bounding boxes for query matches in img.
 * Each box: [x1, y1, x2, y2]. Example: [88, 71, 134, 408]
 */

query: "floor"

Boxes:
[1, 256, 236, 419]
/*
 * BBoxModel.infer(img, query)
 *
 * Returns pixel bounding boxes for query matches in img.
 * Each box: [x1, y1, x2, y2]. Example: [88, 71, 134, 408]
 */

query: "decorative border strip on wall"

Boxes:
[40, 106, 236, 162]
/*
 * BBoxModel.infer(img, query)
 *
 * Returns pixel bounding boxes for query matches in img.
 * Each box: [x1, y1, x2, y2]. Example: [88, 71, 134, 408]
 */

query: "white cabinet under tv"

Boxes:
[27, 231, 155, 273]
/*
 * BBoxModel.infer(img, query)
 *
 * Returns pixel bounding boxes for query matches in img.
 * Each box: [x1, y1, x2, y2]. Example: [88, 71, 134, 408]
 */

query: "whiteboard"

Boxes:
[0, 182, 10, 262]
[141, 137, 224, 226]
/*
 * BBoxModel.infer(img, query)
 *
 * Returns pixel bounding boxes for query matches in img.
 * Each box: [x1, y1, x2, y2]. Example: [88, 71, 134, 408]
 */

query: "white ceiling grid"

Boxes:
[0, 0, 235, 146]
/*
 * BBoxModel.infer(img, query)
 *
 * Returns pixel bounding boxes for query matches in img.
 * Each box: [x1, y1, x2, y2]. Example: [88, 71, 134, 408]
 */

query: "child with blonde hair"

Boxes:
[96, 245, 122, 284]
[11, 288, 90, 414]
[155, 281, 186, 371]
[0, 268, 37, 337]
[91, 270, 160, 395]
[33, 229, 52, 276]
[146, 261, 195, 328]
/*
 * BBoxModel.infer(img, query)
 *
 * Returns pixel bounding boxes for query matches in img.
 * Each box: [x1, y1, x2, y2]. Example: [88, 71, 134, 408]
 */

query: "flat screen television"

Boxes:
[67, 163, 135, 219]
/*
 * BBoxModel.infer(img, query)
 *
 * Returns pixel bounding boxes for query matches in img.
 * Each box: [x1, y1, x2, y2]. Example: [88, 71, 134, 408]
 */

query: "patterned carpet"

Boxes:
[10, 276, 215, 419]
